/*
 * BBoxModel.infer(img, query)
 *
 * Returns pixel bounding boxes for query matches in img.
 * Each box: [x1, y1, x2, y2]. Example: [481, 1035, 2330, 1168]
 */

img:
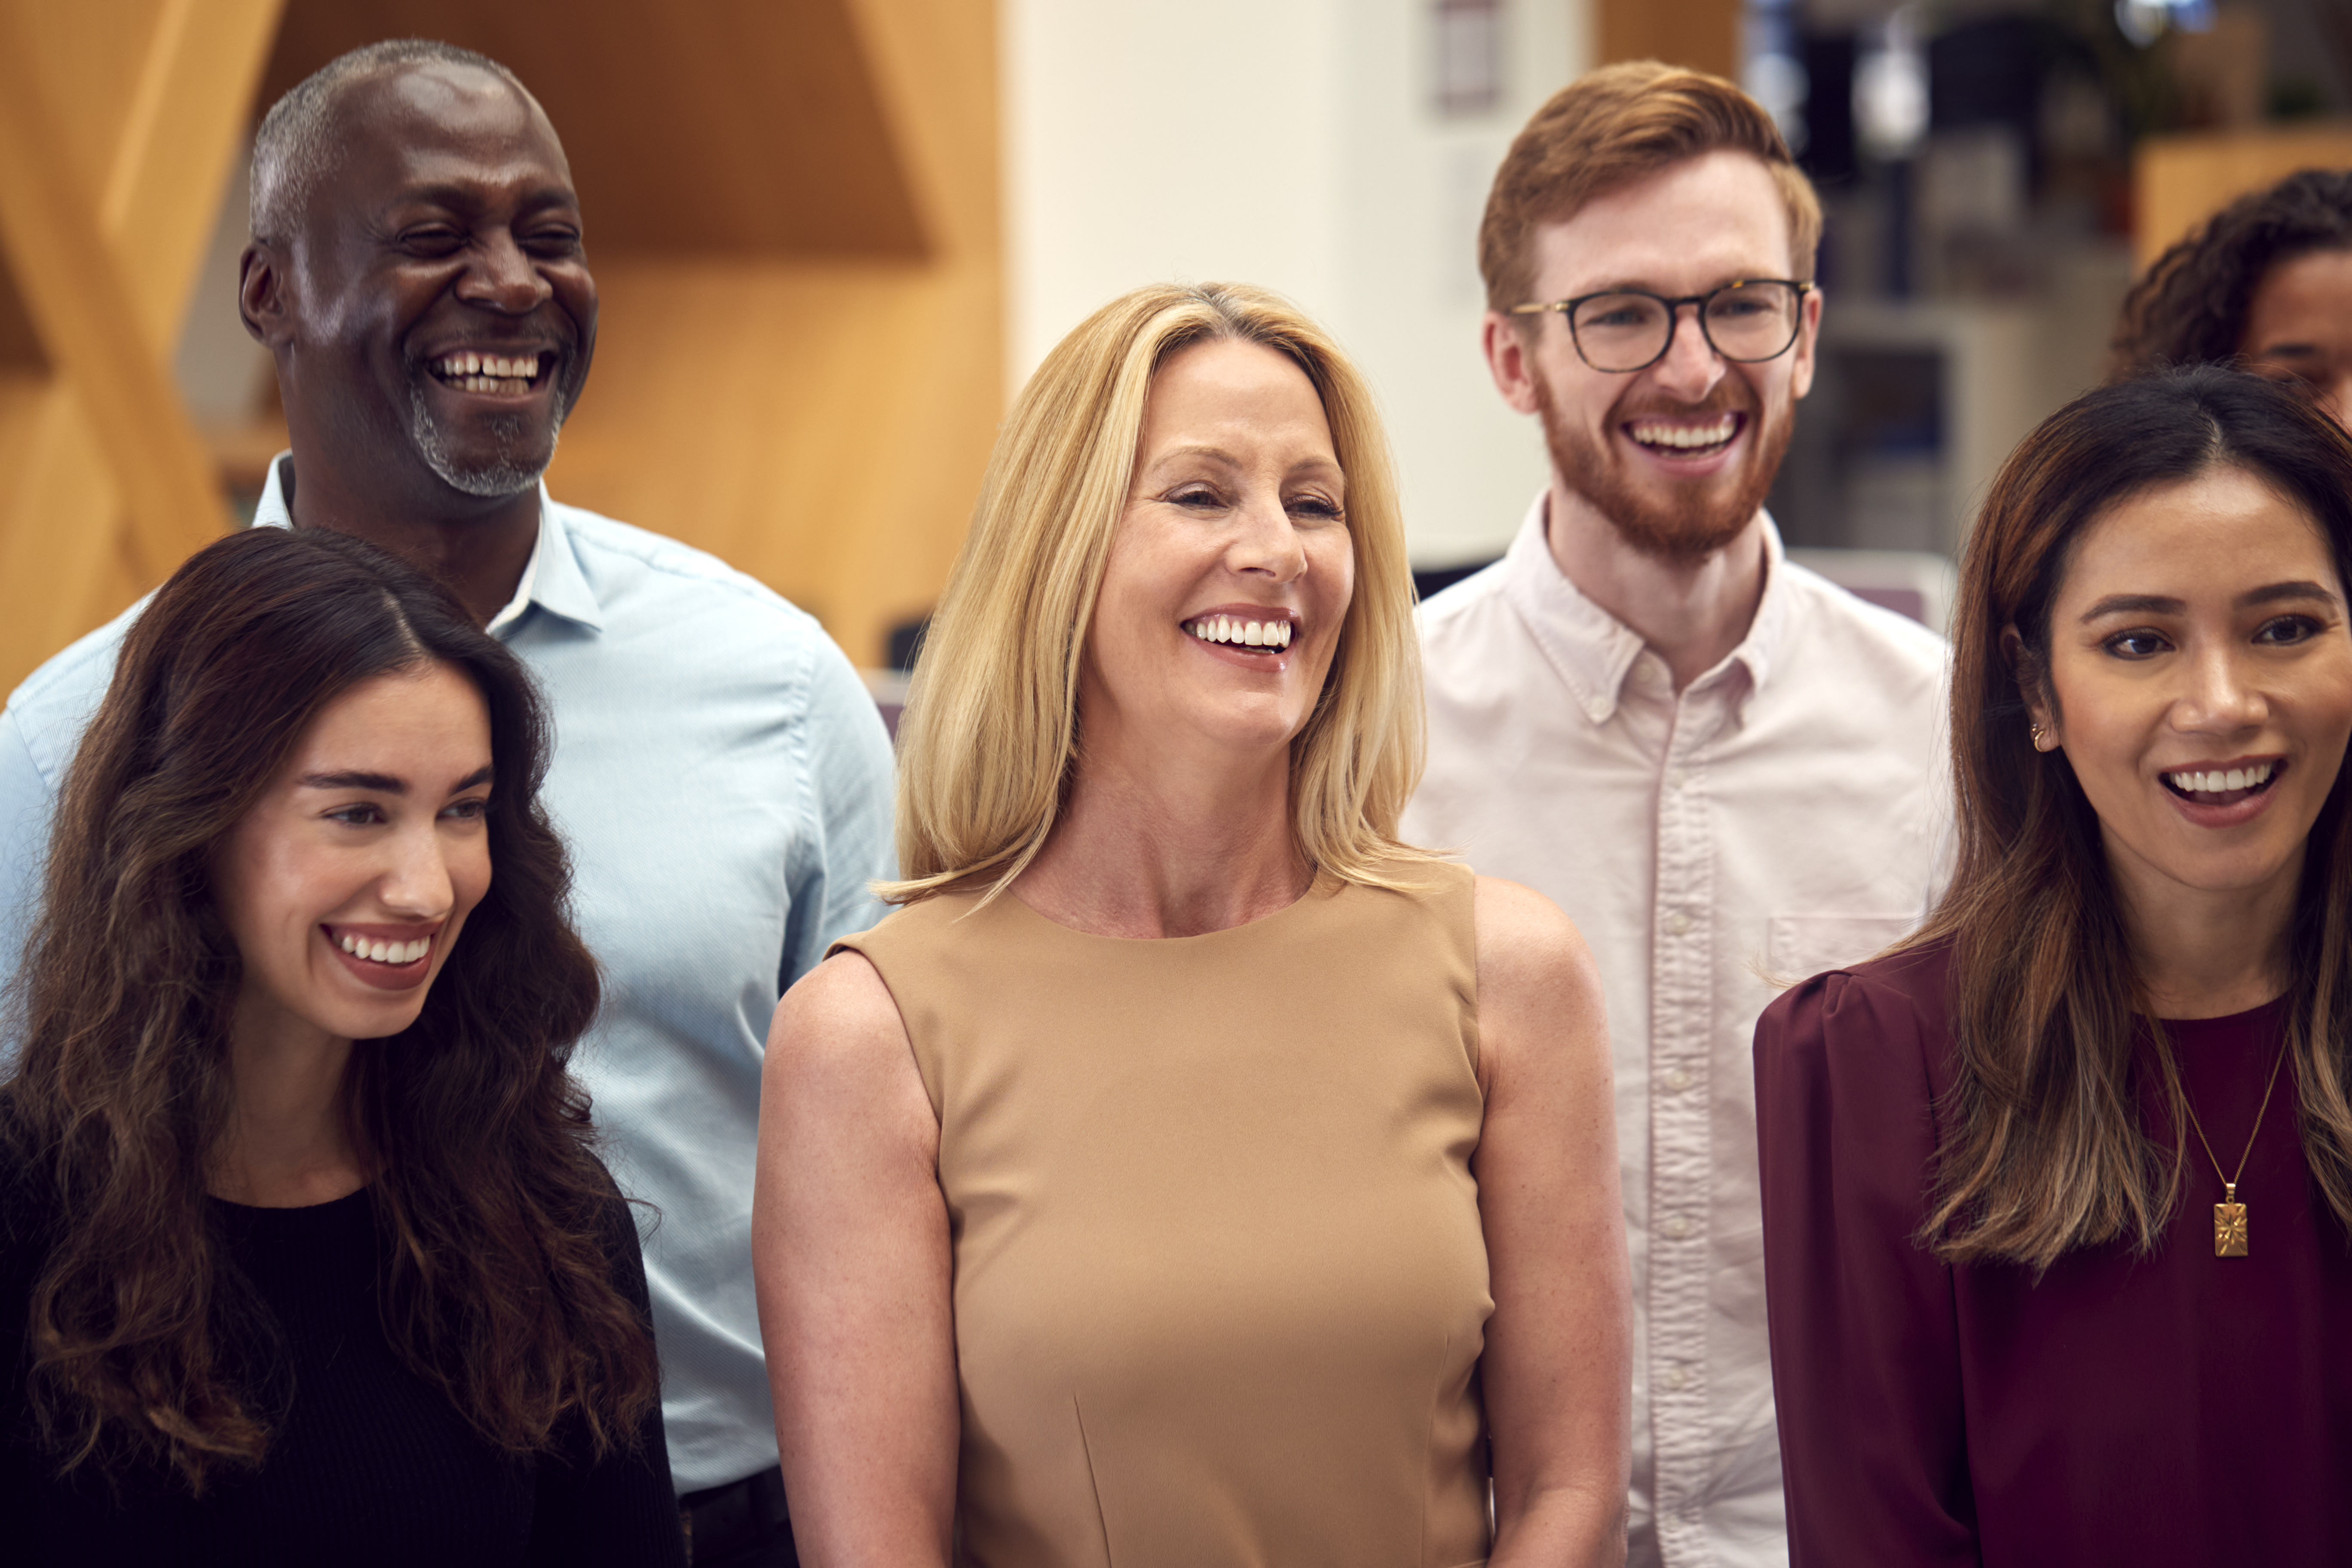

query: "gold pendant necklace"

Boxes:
[2178, 1033, 2289, 1259]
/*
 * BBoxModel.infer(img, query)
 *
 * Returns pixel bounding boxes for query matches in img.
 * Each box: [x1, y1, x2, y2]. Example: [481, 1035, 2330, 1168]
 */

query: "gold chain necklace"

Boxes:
[2178, 1035, 2290, 1259]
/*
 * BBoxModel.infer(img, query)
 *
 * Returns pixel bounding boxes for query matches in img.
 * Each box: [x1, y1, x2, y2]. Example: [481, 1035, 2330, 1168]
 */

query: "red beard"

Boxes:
[1533, 371, 1795, 566]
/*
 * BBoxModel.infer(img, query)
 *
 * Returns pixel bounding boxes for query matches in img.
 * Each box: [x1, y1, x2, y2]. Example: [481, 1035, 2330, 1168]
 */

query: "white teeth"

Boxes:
[337, 933, 430, 965]
[2166, 762, 2274, 795]
[432, 351, 542, 391]
[1630, 416, 1736, 450]
[1184, 616, 1294, 649]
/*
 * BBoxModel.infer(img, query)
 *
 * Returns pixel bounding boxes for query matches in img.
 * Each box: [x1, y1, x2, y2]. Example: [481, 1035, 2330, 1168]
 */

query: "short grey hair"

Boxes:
[250, 39, 529, 246]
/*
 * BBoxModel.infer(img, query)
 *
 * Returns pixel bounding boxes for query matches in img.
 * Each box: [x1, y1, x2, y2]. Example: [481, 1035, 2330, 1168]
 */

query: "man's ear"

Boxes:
[1788, 283, 1824, 402]
[238, 241, 291, 348]
[1482, 310, 1542, 416]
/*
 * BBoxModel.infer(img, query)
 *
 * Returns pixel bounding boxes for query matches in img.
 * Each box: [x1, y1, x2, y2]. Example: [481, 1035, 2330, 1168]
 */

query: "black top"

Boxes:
[1755, 941, 2352, 1567]
[0, 1153, 688, 1567]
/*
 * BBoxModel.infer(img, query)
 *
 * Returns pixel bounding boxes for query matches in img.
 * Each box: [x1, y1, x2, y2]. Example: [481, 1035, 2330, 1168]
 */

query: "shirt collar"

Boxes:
[253, 453, 604, 636]
[1500, 488, 1792, 724]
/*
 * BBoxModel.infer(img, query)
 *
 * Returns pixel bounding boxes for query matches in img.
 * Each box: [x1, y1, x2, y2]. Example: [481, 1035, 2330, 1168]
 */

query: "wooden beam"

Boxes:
[0, 0, 277, 595]
[105, 0, 289, 340]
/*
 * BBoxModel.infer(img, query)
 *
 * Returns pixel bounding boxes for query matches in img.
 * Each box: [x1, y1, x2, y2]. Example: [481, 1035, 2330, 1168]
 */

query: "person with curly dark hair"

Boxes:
[0, 527, 683, 1565]
[2110, 168, 2352, 426]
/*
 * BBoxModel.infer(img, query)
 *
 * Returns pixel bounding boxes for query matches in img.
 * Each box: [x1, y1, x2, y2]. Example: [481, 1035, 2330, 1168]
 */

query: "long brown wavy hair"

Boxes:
[1, 527, 660, 1490]
[2110, 169, 2352, 381]
[1919, 365, 2352, 1270]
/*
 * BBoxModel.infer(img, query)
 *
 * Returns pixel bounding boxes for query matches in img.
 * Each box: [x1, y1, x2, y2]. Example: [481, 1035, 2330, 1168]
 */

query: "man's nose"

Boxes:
[1651, 303, 1727, 403]
[458, 229, 553, 313]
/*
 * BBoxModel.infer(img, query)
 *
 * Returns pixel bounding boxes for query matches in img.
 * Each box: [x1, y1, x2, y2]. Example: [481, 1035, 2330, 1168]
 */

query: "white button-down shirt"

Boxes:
[1404, 495, 1950, 1568]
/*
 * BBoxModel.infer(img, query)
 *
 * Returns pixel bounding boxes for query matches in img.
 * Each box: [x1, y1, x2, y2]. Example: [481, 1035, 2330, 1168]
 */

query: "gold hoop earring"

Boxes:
[2030, 722, 2051, 751]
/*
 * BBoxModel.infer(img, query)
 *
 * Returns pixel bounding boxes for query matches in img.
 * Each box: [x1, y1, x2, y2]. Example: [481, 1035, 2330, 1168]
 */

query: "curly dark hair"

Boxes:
[1, 526, 659, 1492]
[2110, 169, 2352, 381]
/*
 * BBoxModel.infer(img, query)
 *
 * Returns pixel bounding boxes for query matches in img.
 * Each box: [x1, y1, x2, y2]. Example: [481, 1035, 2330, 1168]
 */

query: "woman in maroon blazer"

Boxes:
[1755, 364, 2352, 1567]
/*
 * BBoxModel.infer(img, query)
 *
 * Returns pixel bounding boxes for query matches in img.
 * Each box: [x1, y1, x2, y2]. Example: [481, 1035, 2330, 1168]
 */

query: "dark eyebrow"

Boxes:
[2077, 581, 2339, 623]
[300, 770, 405, 793]
[2254, 340, 2322, 359]
[2078, 594, 2183, 622]
[386, 182, 580, 217]
[297, 765, 493, 797]
[2239, 579, 2339, 609]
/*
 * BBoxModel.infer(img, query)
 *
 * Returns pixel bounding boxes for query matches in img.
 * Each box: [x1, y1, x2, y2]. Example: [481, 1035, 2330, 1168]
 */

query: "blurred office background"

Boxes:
[0, 0, 2346, 694]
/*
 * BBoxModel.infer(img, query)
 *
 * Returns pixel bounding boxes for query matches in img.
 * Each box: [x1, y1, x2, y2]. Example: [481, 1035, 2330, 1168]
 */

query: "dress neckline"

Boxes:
[2154, 993, 2291, 1033]
[993, 868, 1342, 947]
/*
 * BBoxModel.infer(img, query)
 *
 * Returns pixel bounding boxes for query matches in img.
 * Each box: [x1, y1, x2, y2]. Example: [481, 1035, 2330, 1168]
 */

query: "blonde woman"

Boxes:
[752, 284, 1631, 1567]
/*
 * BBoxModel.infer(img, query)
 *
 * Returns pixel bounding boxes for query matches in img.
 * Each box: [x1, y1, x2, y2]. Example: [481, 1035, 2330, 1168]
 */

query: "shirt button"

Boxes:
[1667, 768, 1688, 790]
[1664, 1366, 1690, 1392]
[1667, 911, 1692, 936]
[1663, 1066, 1691, 1093]
[1662, 1215, 1691, 1240]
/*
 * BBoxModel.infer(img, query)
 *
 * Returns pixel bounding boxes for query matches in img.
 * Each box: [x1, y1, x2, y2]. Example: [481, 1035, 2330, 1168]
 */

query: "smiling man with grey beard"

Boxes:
[0, 38, 893, 1568]
[1403, 62, 1952, 1568]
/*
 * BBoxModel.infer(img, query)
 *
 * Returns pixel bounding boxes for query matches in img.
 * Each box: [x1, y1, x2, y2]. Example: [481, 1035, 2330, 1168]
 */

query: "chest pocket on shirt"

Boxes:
[1767, 913, 1917, 985]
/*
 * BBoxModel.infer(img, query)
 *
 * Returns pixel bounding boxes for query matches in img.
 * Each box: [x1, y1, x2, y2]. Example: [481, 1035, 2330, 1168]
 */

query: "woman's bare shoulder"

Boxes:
[769, 949, 917, 1083]
[1468, 875, 1608, 1098]
[1471, 874, 1601, 1002]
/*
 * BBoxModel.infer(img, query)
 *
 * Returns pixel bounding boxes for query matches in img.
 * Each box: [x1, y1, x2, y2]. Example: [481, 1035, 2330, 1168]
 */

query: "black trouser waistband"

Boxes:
[680, 1465, 793, 1564]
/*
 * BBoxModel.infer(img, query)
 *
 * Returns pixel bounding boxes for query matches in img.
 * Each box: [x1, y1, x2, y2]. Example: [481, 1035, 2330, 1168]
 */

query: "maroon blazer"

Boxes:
[1755, 941, 2352, 1567]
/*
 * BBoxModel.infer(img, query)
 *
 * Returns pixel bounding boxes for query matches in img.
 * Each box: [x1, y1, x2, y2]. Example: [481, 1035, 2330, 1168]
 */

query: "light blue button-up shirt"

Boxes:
[0, 457, 897, 1493]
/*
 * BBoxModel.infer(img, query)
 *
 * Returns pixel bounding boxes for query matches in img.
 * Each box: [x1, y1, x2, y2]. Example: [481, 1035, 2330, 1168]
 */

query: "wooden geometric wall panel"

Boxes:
[259, 0, 932, 259]
[0, 0, 282, 692]
[0, 0, 999, 686]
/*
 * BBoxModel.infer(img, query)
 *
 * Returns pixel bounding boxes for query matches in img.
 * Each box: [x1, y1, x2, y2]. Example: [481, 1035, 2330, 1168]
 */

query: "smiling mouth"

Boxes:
[326, 927, 435, 967]
[2162, 759, 2283, 807]
[1184, 614, 1295, 652]
[428, 350, 552, 396]
[1626, 412, 1742, 458]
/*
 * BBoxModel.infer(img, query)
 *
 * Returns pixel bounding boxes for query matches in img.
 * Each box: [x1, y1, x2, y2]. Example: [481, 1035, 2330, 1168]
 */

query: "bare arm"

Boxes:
[752, 951, 957, 1566]
[1473, 876, 1633, 1568]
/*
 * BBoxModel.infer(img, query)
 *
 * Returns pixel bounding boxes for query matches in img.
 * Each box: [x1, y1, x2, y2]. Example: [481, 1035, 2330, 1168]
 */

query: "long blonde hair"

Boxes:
[882, 282, 1433, 905]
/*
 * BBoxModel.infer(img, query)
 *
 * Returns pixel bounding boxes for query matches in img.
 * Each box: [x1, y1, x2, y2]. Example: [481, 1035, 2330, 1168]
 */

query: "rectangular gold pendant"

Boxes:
[2214, 1202, 2248, 1258]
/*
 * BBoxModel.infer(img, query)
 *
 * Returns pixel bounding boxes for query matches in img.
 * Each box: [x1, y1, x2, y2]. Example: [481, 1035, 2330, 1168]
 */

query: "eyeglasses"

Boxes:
[1508, 279, 1815, 374]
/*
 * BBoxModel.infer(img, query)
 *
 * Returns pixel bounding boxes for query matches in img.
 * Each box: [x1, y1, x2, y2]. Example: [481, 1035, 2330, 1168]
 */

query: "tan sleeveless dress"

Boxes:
[836, 861, 1492, 1568]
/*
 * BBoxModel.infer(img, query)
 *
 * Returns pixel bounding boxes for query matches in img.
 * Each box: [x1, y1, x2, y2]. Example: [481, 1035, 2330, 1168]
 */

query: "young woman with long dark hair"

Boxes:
[1756, 365, 2352, 1565]
[0, 527, 682, 1564]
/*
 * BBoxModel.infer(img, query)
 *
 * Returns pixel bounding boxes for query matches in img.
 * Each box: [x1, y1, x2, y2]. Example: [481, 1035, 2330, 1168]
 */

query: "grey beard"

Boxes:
[407, 377, 564, 499]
